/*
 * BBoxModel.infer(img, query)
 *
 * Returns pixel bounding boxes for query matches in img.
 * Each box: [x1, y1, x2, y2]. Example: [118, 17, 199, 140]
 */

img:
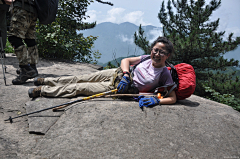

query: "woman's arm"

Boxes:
[120, 56, 141, 73]
[159, 90, 177, 105]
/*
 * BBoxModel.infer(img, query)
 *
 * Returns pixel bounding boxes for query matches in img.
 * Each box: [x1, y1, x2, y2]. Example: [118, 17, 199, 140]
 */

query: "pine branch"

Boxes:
[95, 0, 113, 6]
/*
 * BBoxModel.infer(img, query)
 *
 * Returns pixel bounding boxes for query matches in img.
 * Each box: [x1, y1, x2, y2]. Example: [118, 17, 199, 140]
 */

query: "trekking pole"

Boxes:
[0, 29, 7, 85]
[4, 89, 118, 123]
[105, 93, 163, 99]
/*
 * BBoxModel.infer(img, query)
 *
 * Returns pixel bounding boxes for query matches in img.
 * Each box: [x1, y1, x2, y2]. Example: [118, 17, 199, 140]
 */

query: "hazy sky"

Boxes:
[85, 0, 240, 38]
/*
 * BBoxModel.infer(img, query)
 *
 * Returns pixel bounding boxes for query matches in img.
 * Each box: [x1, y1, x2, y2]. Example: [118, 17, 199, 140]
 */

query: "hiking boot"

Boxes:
[12, 67, 38, 85]
[34, 77, 45, 86]
[16, 65, 38, 75]
[30, 64, 38, 75]
[28, 86, 42, 98]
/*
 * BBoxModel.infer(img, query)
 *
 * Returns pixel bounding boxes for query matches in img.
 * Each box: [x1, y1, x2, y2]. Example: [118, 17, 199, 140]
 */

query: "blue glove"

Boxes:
[117, 76, 130, 93]
[138, 96, 160, 108]
[137, 95, 145, 101]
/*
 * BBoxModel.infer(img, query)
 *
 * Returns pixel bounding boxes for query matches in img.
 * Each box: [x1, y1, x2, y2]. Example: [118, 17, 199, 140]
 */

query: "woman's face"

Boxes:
[150, 42, 170, 68]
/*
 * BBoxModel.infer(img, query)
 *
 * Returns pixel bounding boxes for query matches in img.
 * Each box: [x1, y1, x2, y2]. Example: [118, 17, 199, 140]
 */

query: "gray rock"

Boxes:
[25, 98, 69, 135]
[1, 54, 240, 159]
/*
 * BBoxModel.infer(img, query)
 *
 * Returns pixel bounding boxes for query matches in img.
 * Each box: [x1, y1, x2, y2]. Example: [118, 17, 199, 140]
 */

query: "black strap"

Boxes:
[165, 61, 179, 86]
[153, 83, 177, 96]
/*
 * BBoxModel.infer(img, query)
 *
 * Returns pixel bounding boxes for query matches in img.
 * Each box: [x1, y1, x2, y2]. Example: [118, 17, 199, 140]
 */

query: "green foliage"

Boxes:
[4, 39, 14, 53]
[104, 61, 117, 69]
[158, 0, 240, 65]
[36, 0, 101, 63]
[92, 49, 102, 64]
[134, 24, 150, 54]
[204, 71, 240, 98]
[204, 86, 240, 111]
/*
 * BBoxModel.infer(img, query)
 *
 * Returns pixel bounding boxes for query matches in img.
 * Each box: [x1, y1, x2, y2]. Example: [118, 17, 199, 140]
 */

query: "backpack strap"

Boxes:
[165, 60, 179, 87]
[153, 83, 177, 97]
[153, 61, 178, 97]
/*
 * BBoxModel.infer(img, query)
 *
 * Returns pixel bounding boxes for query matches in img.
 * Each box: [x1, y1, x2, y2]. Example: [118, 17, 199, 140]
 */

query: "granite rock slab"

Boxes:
[25, 98, 69, 135]
[1, 54, 240, 159]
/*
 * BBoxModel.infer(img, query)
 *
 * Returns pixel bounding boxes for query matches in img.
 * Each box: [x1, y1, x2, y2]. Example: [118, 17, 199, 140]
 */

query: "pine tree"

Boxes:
[134, 25, 150, 54]
[134, 0, 240, 98]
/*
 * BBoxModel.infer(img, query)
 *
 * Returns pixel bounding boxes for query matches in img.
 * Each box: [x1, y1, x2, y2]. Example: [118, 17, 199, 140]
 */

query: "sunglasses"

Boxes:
[152, 48, 169, 56]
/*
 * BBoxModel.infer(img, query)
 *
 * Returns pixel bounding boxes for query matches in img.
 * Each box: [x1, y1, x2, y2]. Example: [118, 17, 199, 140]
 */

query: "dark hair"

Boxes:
[150, 37, 174, 57]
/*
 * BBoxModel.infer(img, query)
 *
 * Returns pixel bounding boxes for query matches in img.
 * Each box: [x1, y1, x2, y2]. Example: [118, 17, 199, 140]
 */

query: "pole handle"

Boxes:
[52, 103, 72, 111]
[104, 93, 163, 99]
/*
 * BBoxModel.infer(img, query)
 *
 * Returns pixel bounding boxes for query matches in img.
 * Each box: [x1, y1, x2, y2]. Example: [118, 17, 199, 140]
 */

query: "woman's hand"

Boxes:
[138, 96, 160, 108]
[117, 76, 130, 93]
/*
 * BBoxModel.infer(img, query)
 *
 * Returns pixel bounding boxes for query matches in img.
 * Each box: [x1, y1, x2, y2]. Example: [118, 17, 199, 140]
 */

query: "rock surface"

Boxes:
[0, 54, 240, 159]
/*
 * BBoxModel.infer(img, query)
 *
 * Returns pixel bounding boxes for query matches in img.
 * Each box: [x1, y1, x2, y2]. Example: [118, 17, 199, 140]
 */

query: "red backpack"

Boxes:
[154, 62, 196, 100]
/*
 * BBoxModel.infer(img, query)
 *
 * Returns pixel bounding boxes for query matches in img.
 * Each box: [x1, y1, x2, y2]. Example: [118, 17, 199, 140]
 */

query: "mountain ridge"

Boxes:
[80, 22, 162, 64]
[80, 22, 240, 66]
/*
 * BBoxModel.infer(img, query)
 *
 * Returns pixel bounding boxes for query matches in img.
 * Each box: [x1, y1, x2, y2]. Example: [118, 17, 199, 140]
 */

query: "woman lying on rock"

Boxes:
[28, 36, 176, 107]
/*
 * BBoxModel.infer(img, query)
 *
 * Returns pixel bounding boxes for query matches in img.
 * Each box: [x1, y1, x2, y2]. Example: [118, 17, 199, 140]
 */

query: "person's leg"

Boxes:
[8, 7, 37, 84]
[40, 80, 115, 98]
[43, 68, 117, 86]
[24, 39, 38, 74]
[24, 13, 38, 74]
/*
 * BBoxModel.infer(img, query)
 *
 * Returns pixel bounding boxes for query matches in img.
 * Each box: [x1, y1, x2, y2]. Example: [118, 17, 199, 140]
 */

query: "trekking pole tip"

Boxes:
[4, 116, 13, 123]
[9, 116, 13, 123]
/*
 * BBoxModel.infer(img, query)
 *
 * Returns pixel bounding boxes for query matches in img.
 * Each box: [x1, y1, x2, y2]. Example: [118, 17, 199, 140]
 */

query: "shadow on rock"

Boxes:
[176, 99, 200, 107]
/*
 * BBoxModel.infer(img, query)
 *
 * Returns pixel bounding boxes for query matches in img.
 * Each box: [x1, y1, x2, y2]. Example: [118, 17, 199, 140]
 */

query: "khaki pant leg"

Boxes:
[44, 68, 117, 86]
[41, 80, 115, 98]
